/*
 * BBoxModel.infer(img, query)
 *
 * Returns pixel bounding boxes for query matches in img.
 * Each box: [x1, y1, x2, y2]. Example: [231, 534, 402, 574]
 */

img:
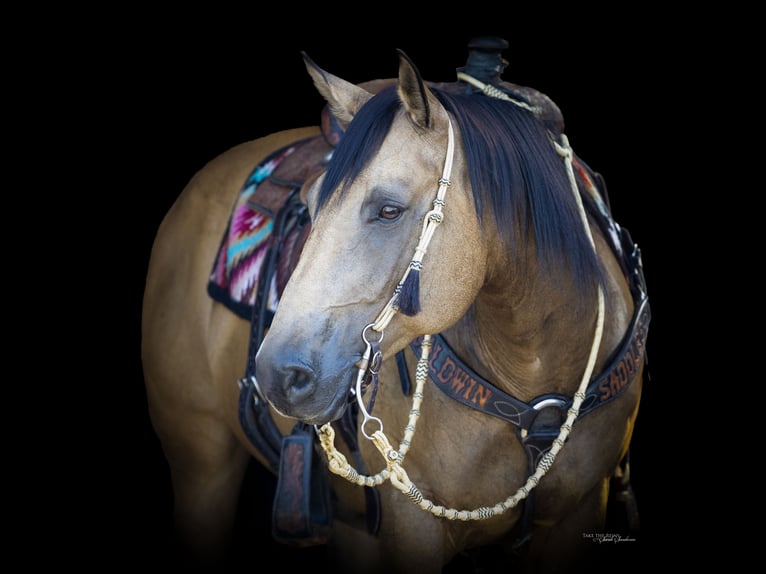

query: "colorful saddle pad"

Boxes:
[207, 145, 297, 320]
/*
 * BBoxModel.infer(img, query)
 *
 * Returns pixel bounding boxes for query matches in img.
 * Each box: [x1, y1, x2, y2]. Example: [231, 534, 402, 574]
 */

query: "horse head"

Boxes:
[255, 51, 490, 424]
[256, 48, 612, 428]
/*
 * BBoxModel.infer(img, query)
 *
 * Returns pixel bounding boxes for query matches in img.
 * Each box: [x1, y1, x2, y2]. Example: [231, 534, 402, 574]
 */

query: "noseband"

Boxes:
[316, 104, 608, 521]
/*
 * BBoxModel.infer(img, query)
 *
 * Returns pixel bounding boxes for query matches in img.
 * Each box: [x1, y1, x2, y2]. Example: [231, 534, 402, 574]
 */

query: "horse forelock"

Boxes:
[316, 86, 400, 215]
[315, 84, 604, 306]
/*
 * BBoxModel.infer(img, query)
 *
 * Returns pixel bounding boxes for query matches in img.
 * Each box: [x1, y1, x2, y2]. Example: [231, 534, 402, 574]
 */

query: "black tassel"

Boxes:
[398, 269, 421, 316]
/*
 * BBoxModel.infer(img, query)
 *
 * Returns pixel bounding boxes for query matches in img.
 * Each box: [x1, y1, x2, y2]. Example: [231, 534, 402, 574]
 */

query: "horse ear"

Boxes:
[396, 49, 443, 130]
[302, 52, 374, 126]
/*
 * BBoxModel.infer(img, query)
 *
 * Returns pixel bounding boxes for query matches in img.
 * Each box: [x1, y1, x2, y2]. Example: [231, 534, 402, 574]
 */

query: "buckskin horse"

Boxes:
[142, 38, 649, 573]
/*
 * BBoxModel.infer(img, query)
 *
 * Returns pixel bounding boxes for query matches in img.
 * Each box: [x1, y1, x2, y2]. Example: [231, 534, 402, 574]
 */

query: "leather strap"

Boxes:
[407, 296, 649, 431]
[272, 423, 333, 546]
[237, 376, 282, 474]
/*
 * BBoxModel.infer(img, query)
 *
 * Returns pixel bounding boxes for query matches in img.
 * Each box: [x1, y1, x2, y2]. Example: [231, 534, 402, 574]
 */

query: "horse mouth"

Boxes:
[263, 369, 355, 426]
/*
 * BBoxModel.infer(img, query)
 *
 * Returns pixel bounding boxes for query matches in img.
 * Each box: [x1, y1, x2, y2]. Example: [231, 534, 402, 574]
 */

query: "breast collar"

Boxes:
[405, 295, 649, 431]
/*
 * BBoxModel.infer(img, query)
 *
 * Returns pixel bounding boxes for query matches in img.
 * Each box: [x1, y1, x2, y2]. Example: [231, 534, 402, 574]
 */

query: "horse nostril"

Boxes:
[281, 364, 317, 402]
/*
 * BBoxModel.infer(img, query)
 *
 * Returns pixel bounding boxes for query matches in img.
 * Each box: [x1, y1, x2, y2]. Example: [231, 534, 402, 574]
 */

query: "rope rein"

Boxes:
[455, 71, 541, 115]
[316, 80, 605, 521]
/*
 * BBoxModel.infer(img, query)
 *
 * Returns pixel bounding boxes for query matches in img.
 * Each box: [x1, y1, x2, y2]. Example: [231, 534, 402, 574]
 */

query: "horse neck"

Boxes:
[441, 263, 603, 403]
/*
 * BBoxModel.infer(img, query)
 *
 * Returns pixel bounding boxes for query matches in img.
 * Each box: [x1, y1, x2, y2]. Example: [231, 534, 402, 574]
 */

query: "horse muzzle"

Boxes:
[255, 344, 356, 425]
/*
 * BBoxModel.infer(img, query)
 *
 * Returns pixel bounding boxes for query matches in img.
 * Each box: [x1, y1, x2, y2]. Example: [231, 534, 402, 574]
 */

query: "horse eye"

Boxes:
[379, 205, 401, 220]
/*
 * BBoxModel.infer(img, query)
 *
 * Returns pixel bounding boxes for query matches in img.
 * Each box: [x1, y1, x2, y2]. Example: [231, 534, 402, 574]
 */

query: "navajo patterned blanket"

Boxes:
[207, 145, 298, 321]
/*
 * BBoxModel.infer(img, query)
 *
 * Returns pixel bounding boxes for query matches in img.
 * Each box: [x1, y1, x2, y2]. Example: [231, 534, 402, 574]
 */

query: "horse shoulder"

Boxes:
[143, 126, 320, 429]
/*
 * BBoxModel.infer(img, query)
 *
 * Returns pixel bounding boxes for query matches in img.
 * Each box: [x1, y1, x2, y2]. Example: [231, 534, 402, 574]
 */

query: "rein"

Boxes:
[316, 104, 608, 521]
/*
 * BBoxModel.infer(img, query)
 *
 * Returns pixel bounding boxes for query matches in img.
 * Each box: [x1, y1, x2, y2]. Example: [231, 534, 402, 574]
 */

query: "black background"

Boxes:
[43, 8, 702, 572]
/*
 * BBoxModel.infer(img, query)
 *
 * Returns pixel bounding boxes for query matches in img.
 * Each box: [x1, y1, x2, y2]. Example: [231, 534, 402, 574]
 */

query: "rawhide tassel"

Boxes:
[397, 261, 422, 316]
[385, 121, 453, 321]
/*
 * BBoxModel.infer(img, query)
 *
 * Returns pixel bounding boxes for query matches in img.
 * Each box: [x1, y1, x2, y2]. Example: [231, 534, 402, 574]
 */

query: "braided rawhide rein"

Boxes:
[316, 77, 606, 521]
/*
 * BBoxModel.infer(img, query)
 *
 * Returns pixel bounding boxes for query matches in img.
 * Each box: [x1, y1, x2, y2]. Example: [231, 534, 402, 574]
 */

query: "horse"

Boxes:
[142, 39, 649, 573]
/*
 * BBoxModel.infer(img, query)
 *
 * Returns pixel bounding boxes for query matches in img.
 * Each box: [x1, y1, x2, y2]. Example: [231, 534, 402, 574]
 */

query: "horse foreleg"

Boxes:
[522, 477, 610, 573]
[370, 487, 451, 574]
[321, 484, 448, 574]
[150, 402, 250, 567]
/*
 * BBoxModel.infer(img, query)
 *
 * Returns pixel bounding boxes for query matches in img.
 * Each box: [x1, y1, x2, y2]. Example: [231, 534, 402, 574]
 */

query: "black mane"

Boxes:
[316, 85, 605, 299]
